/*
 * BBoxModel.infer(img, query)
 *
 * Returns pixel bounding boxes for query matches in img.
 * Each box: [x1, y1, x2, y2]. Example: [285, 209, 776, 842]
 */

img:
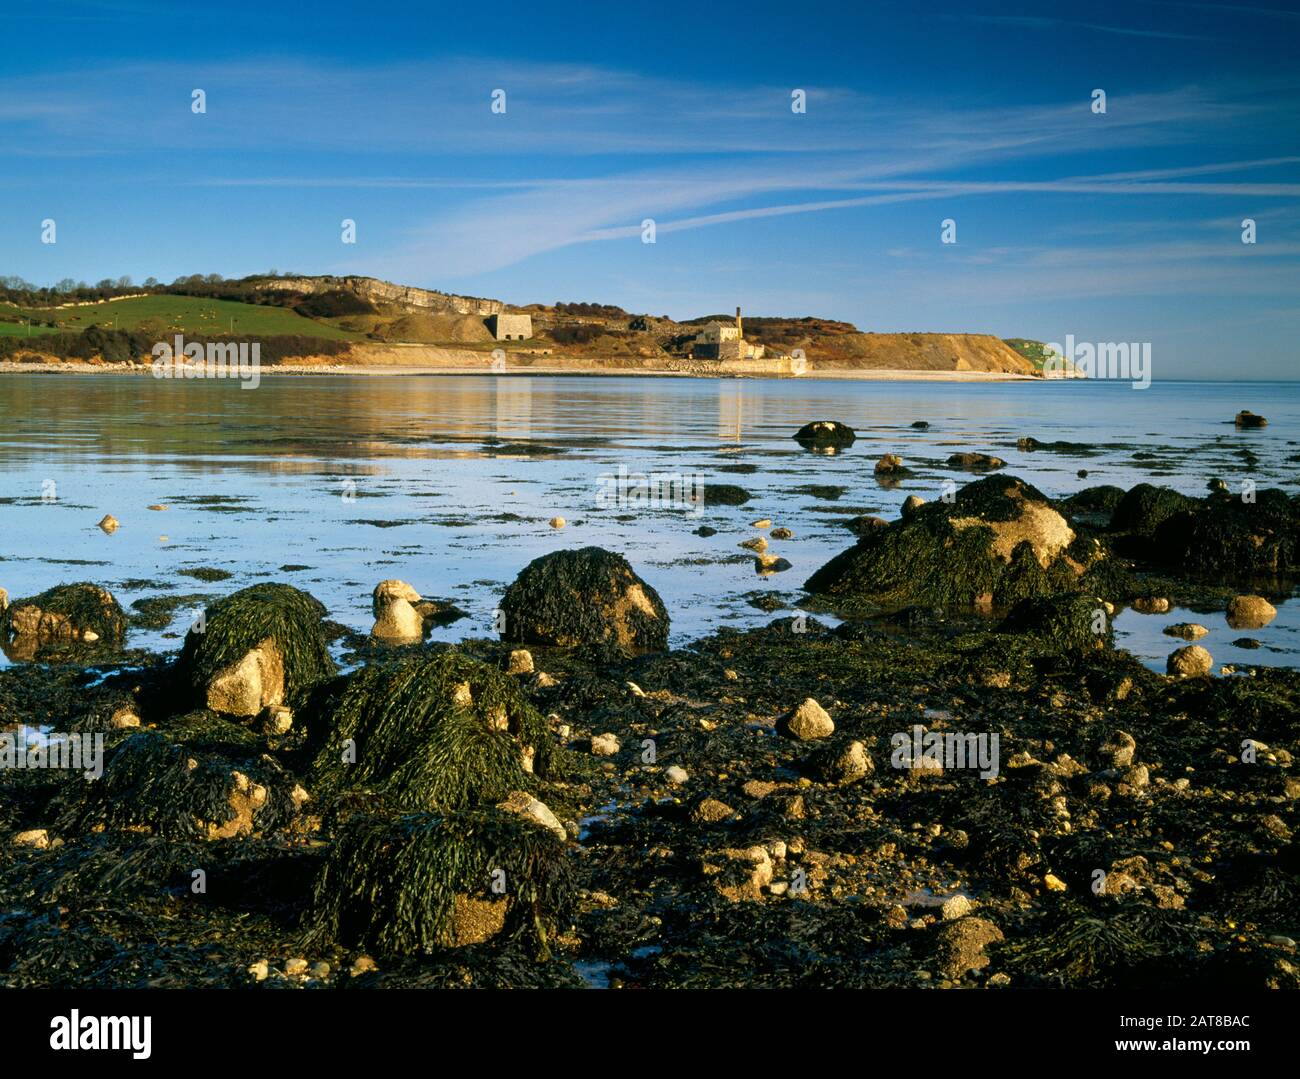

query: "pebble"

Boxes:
[507, 649, 534, 675]
[591, 733, 621, 756]
[1163, 623, 1208, 640]
[1100, 729, 1136, 769]
[110, 707, 141, 730]
[690, 797, 735, 823]
[664, 765, 688, 785]
[549, 516, 565, 529]
[940, 894, 972, 920]
[750, 518, 772, 529]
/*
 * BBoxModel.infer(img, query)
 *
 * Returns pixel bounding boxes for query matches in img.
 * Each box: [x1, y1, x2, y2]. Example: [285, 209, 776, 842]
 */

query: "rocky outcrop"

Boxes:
[256, 275, 502, 317]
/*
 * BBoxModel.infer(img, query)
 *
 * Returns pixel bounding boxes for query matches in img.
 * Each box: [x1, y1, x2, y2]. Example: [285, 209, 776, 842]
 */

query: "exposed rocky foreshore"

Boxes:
[1, 446, 1298, 989]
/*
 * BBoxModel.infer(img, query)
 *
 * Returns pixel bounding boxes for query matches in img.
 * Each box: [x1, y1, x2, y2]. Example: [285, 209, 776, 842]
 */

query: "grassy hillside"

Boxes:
[1003, 338, 1056, 372]
[0, 295, 362, 341]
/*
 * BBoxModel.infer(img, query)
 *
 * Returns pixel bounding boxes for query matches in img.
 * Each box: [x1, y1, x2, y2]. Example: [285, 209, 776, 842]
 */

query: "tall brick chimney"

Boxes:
[735, 306, 743, 338]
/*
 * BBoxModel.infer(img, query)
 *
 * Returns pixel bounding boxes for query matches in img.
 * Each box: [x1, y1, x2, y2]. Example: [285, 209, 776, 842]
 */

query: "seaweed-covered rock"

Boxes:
[1152, 491, 1300, 577]
[307, 651, 554, 811]
[698, 483, 752, 507]
[845, 515, 888, 538]
[177, 584, 336, 715]
[500, 547, 669, 651]
[1, 583, 126, 658]
[702, 845, 774, 902]
[805, 476, 1089, 608]
[947, 452, 1006, 472]
[55, 730, 305, 840]
[1062, 485, 1126, 523]
[1235, 410, 1267, 428]
[307, 809, 573, 955]
[792, 420, 856, 450]
[1109, 483, 1197, 537]
[999, 594, 1112, 652]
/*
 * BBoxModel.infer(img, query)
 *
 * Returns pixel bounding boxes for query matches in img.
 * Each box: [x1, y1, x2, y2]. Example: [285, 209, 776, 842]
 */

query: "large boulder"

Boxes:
[1110, 483, 1197, 539]
[500, 547, 669, 651]
[307, 651, 554, 811]
[307, 809, 573, 955]
[1, 583, 126, 659]
[55, 730, 305, 840]
[178, 584, 336, 715]
[805, 476, 1091, 608]
[999, 594, 1112, 652]
[1151, 490, 1300, 577]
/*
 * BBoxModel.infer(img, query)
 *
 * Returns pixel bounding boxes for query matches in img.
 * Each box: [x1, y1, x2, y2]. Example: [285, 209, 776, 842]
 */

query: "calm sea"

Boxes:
[0, 375, 1296, 671]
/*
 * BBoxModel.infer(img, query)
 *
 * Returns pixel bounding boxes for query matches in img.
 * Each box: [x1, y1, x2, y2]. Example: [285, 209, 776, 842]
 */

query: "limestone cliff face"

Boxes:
[794, 332, 1038, 374]
[261, 275, 502, 317]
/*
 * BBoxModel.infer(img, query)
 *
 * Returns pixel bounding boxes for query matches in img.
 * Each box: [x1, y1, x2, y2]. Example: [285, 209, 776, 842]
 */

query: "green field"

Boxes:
[0, 295, 362, 340]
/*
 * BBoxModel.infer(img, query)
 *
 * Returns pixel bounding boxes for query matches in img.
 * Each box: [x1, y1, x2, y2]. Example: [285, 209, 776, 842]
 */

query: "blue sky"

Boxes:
[2, 0, 1298, 377]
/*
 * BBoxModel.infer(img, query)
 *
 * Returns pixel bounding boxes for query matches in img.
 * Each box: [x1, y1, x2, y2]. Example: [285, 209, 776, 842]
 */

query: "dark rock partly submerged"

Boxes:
[793, 420, 856, 450]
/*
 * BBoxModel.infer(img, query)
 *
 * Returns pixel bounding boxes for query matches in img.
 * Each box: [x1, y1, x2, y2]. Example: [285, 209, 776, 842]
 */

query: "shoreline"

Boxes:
[0, 359, 1043, 382]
